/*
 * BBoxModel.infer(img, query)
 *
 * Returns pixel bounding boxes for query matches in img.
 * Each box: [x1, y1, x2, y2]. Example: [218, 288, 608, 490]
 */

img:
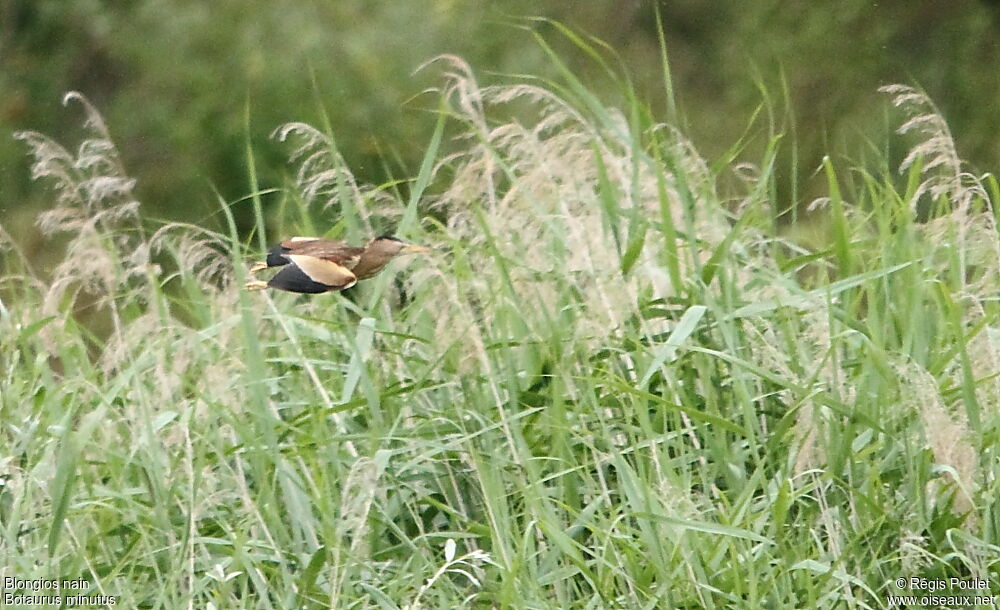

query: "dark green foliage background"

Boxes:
[4, 0, 999, 238]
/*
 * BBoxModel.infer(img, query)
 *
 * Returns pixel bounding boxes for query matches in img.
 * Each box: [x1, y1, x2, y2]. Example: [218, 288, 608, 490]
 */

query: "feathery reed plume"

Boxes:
[148, 222, 232, 288]
[409, 55, 733, 359]
[12, 93, 243, 376]
[879, 84, 989, 215]
[882, 84, 999, 335]
[273, 123, 362, 212]
[273, 123, 397, 235]
[14, 93, 150, 314]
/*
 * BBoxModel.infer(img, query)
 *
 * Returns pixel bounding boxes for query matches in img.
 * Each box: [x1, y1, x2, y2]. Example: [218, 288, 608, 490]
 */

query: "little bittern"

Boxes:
[246, 235, 430, 294]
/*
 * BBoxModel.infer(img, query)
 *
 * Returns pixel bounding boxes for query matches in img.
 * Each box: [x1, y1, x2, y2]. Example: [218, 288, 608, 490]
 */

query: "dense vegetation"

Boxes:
[2, 33, 998, 606]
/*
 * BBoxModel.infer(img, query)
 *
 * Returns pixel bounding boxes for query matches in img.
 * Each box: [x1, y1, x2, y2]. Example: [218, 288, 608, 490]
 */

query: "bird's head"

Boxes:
[369, 235, 432, 257]
[350, 235, 431, 280]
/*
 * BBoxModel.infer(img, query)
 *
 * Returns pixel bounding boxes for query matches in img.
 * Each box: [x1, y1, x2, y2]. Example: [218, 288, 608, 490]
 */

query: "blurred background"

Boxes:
[3, 0, 999, 256]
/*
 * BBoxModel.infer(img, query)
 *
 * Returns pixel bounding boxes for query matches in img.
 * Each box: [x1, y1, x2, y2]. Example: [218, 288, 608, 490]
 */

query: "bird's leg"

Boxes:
[244, 280, 269, 291]
[249, 261, 268, 274]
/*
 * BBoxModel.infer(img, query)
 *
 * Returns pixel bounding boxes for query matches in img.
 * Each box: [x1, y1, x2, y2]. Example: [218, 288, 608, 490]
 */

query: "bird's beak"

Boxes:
[402, 244, 432, 254]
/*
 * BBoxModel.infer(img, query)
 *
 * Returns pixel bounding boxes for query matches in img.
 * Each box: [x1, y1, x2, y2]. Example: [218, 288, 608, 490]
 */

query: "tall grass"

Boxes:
[2, 53, 998, 608]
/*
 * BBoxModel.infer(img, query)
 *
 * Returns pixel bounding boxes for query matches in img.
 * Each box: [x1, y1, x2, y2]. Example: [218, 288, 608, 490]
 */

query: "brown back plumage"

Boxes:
[277, 239, 365, 269]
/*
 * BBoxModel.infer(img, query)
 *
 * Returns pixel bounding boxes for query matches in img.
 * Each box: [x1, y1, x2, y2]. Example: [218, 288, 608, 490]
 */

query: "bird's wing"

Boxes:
[286, 254, 358, 289]
[265, 265, 328, 293]
[282, 239, 364, 269]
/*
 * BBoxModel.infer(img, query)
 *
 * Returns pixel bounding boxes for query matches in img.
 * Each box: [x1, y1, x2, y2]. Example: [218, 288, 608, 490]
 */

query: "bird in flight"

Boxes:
[246, 235, 430, 294]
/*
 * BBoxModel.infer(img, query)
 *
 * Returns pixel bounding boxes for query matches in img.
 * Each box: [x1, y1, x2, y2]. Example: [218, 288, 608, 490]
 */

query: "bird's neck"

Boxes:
[352, 252, 391, 280]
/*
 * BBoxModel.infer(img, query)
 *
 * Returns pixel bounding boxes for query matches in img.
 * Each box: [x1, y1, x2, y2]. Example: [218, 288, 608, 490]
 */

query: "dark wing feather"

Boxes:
[266, 244, 292, 267]
[267, 265, 334, 293]
[264, 237, 323, 267]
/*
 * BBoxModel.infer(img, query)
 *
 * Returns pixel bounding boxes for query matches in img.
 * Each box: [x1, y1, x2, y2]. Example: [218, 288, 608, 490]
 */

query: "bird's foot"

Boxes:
[244, 280, 269, 291]
[249, 261, 268, 274]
